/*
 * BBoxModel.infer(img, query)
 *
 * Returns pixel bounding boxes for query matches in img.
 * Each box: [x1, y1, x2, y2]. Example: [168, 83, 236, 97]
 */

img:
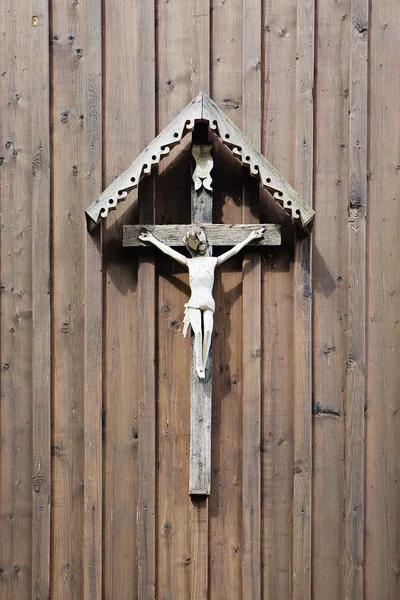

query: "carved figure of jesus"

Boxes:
[139, 225, 264, 379]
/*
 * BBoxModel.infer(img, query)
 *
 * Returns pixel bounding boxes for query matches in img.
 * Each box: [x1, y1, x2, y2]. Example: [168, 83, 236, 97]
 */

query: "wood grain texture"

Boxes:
[190, 498, 208, 599]
[313, 1, 349, 598]
[209, 3, 244, 597]
[190, 5, 211, 592]
[102, 0, 155, 596]
[156, 3, 193, 596]
[51, 0, 94, 593]
[123, 223, 281, 247]
[189, 164, 213, 497]
[242, 2, 262, 595]
[3, 2, 400, 598]
[82, 0, 102, 597]
[241, 249, 261, 600]
[30, 2, 52, 599]
[262, 1, 296, 597]
[191, 0, 210, 94]
[137, 250, 156, 599]
[344, 0, 368, 597]
[293, 1, 314, 598]
[365, 2, 400, 598]
[136, 6, 157, 599]
[0, 2, 34, 597]
[156, 261, 191, 599]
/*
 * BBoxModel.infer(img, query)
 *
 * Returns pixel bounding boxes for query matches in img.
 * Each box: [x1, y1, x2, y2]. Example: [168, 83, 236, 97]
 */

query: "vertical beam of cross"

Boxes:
[189, 123, 213, 495]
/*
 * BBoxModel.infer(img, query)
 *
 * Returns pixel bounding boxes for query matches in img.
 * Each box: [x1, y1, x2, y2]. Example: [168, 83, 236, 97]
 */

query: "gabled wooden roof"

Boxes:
[86, 91, 315, 232]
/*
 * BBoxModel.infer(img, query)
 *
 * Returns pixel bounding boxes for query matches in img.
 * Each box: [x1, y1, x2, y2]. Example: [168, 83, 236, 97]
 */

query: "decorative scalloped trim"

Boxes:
[203, 95, 314, 230]
[86, 91, 315, 232]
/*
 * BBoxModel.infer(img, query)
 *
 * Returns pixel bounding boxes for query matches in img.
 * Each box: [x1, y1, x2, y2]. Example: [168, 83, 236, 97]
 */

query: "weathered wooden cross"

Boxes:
[122, 127, 281, 495]
[85, 92, 314, 496]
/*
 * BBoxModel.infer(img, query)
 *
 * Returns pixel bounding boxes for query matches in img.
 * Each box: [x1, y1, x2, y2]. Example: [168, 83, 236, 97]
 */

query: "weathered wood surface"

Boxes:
[137, 247, 156, 598]
[366, 3, 400, 599]
[189, 128, 213, 496]
[87, 91, 315, 232]
[85, 94, 200, 226]
[203, 94, 315, 231]
[123, 223, 281, 247]
[52, 0, 96, 594]
[135, 6, 157, 599]
[192, 143, 213, 191]
[261, 2, 297, 598]
[156, 8, 192, 596]
[313, 2, 349, 598]
[292, 0, 314, 598]
[189, 351, 212, 494]
[190, 497, 208, 599]
[31, 3, 52, 599]
[0, 2, 34, 597]
[2, 0, 400, 598]
[209, 4, 244, 596]
[81, 1, 103, 598]
[344, 0, 368, 597]
[241, 2, 262, 594]
[189, 4, 211, 596]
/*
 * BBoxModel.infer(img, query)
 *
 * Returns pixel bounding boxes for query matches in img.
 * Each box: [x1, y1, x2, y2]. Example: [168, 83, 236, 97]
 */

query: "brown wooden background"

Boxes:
[1, 0, 399, 598]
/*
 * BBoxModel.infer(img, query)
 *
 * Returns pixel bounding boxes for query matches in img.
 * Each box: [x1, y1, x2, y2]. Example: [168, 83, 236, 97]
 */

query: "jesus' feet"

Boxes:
[196, 365, 205, 379]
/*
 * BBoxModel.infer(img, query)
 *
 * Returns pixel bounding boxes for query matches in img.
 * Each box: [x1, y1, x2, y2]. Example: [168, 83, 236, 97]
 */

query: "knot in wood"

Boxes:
[163, 522, 172, 538]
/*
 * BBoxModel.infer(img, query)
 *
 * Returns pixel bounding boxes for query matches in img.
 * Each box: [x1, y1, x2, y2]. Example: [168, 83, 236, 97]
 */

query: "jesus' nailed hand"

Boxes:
[138, 225, 265, 379]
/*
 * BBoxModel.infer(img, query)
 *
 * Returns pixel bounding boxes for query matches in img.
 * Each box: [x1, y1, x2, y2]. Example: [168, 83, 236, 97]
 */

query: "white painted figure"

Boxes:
[139, 225, 264, 378]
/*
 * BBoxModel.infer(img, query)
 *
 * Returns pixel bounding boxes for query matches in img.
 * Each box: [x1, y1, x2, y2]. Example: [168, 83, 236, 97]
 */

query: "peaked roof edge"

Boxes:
[86, 91, 315, 233]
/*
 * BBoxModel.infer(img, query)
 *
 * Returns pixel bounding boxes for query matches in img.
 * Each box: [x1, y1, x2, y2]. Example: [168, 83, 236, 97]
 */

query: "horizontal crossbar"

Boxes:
[122, 223, 281, 247]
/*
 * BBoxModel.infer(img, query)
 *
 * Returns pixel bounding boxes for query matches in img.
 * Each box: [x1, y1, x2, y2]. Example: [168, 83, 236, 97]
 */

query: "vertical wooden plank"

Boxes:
[344, 0, 368, 597]
[191, 0, 210, 95]
[84, 229, 102, 600]
[156, 3, 192, 598]
[242, 1, 262, 598]
[103, 1, 155, 598]
[51, 0, 100, 593]
[82, 0, 102, 598]
[241, 251, 261, 600]
[366, 2, 400, 599]
[136, 6, 157, 600]
[156, 256, 191, 600]
[190, 497, 208, 599]
[312, 1, 349, 598]
[293, 1, 314, 599]
[262, 1, 296, 598]
[137, 247, 156, 599]
[210, 2, 244, 598]
[31, 2, 52, 599]
[0, 4, 33, 598]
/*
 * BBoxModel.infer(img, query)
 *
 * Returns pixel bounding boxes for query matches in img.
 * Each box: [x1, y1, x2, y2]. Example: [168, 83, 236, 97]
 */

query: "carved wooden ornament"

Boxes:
[86, 96, 315, 497]
[85, 92, 315, 232]
[138, 226, 265, 378]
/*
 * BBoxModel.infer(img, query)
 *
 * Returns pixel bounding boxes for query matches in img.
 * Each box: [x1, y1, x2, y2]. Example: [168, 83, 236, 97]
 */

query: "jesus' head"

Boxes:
[183, 226, 210, 257]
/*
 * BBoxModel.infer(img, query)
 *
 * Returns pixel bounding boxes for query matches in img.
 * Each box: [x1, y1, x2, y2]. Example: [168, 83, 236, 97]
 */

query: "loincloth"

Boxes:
[183, 301, 215, 337]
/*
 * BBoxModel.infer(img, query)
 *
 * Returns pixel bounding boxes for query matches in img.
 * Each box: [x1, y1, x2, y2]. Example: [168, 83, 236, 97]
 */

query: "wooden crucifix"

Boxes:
[122, 125, 281, 495]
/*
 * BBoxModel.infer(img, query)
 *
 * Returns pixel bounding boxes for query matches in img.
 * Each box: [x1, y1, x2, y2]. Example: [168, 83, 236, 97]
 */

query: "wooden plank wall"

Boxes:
[0, 0, 399, 599]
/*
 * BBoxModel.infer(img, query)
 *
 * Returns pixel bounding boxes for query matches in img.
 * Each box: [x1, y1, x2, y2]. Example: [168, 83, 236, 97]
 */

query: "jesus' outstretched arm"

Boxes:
[216, 227, 265, 265]
[138, 229, 188, 266]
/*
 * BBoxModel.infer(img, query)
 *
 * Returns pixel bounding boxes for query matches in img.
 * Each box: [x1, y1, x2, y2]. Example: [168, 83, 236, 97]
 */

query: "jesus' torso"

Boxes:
[186, 256, 218, 311]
